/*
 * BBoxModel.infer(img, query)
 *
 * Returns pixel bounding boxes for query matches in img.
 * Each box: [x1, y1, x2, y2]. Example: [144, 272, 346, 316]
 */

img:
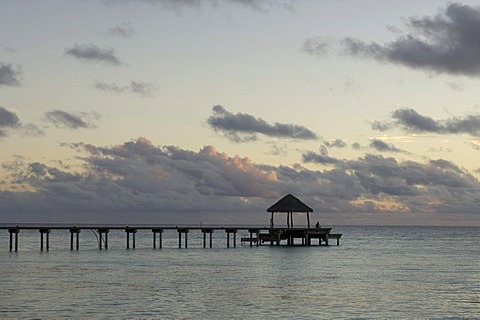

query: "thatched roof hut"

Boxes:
[267, 194, 313, 228]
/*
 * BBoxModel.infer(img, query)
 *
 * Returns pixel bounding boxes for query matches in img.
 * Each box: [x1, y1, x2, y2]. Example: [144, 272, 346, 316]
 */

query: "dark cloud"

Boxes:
[392, 108, 440, 132]
[369, 139, 403, 153]
[373, 108, 480, 137]
[1, 138, 480, 224]
[0, 107, 46, 138]
[95, 80, 157, 96]
[44, 110, 100, 129]
[0, 63, 21, 87]
[0, 107, 21, 136]
[302, 151, 343, 165]
[65, 44, 122, 66]
[351, 142, 362, 150]
[107, 22, 135, 38]
[302, 145, 343, 165]
[305, 3, 480, 77]
[207, 105, 318, 142]
[324, 139, 347, 148]
[371, 120, 393, 132]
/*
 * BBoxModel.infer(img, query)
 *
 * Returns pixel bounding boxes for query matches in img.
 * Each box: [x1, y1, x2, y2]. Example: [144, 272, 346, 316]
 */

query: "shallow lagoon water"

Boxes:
[1, 226, 479, 319]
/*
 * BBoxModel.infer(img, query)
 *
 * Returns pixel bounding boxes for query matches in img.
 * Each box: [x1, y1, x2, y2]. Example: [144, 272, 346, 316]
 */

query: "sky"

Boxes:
[1, 0, 480, 226]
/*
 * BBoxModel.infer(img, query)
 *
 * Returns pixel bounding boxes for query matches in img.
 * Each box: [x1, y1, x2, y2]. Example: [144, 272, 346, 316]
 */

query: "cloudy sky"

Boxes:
[1, 0, 480, 226]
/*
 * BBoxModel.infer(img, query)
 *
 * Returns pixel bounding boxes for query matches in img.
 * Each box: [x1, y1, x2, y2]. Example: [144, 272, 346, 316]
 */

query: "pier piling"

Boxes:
[8, 228, 19, 252]
[177, 228, 189, 248]
[152, 228, 163, 249]
[125, 227, 137, 249]
[97, 228, 109, 250]
[39, 228, 51, 251]
[225, 229, 237, 248]
[70, 227, 80, 250]
[201, 228, 214, 248]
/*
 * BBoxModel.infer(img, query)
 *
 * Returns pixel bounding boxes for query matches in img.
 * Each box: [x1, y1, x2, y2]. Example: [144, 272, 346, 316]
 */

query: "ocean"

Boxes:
[0, 226, 479, 319]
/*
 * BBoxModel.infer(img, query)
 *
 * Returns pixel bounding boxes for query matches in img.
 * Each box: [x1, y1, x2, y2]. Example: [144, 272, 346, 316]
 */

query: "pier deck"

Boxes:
[1, 225, 341, 251]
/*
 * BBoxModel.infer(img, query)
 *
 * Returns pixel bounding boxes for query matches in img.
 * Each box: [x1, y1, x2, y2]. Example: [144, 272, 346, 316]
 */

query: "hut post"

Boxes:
[307, 212, 310, 228]
[291, 212, 294, 228]
[270, 212, 274, 228]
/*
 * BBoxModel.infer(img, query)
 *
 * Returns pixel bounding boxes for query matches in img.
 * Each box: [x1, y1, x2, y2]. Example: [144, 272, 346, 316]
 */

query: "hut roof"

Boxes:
[267, 194, 313, 213]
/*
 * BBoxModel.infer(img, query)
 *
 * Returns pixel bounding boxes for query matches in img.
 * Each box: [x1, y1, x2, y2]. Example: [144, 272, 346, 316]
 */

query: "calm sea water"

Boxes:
[0, 226, 479, 319]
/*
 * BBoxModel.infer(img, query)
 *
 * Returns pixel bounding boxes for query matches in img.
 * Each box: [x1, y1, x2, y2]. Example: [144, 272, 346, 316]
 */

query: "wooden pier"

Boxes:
[1, 226, 341, 252]
[2, 194, 344, 252]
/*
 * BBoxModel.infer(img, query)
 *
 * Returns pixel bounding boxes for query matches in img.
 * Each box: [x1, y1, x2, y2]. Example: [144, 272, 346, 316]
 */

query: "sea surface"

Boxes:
[0, 226, 479, 319]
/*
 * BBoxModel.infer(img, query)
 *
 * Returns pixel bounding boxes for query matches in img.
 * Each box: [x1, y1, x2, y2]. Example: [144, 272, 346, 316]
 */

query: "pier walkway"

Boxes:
[1, 225, 341, 252]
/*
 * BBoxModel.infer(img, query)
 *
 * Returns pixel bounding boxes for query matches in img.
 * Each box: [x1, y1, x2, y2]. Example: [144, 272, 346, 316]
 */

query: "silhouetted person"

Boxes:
[315, 221, 320, 228]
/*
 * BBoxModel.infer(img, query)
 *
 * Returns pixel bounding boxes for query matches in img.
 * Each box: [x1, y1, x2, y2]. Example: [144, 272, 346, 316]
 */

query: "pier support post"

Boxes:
[70, 227, 80, 250]
[125, 227, 137, 249]
[177, 229, 189, 248]
[225, 229, 237, 248]
[39, 228, 51, 251]
[201, 229, 214, 248]
[97, 228, 109, 250]
[152, 229, 163, 249]
[8, 228, 19, 252]
[325, 233, 329, 246]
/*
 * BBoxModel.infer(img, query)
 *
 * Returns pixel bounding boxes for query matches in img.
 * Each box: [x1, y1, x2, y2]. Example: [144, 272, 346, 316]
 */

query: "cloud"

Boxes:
[94, 80, 157, 96]
[266, 143, 287, 156]
[373, 108, 480, 137]
[324, 139, 347, 148]
[469, 141, 480, 151]
[0, 107, 21, 136]
[1, 46, 16, 54]
[0, 107, 46, 138]
[20, 123, 45, 137]
[302, 145, 343, 165]
[207, 105, 318, 142]
[369, 139, 403, 153]
[351, 142, 362, 150]
[302, 151, 343, 165]
[107, 22, 136, 38]
[101, 0, 294, 11]
[446, 81, 465, 92]
[303, 37, 330, 56]
[305, 3, 480, 77]
[65, 44, 122, 66]
[44, 110, 100, 129]
[0, 63, 21, 87]
[371, 120, 393, 132]
[1, 138, 480, 224]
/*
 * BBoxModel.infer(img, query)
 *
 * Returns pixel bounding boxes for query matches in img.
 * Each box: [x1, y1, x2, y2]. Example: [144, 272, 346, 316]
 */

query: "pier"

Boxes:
[2, 194, 342, 252]
[1, 226, 341, 251]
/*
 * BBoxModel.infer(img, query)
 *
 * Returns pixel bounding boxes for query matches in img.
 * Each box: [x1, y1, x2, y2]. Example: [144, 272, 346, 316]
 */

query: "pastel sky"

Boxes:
[1, 0, 480, 226]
